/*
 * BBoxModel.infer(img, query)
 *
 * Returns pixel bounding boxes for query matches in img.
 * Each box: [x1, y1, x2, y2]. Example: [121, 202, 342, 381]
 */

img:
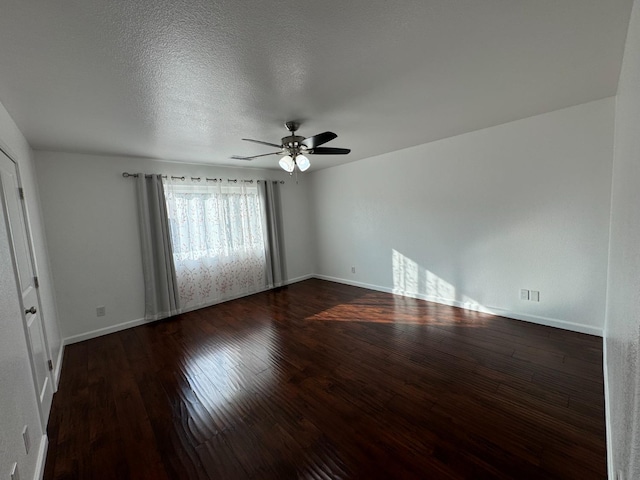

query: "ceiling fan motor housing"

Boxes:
[282, 135, 307, 154]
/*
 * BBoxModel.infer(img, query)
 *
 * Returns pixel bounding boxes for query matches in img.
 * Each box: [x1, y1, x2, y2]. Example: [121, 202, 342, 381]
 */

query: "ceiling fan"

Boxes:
[231, 121, 351, 172]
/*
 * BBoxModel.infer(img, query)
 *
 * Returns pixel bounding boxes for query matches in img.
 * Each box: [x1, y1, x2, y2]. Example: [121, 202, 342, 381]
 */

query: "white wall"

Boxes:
[34, 151, 315, 342]
[310, 98, 614, 335]
[605, 0, 640, 476]
[0, 102, 58, 480]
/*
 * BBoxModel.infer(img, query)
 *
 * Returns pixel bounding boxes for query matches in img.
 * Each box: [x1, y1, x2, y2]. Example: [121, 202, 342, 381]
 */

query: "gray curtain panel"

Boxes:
[259, 180, 286, 288]
[136, 174, 180, 320]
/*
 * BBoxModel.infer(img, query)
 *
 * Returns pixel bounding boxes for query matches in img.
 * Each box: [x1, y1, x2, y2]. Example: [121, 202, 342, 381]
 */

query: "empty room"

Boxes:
[1, 0, 639, 479]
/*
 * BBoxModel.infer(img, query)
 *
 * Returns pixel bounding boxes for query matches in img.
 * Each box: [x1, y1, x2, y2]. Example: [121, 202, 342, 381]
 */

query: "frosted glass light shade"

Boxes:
[296, 155, 310, 172]
[279, 155, 295, 172]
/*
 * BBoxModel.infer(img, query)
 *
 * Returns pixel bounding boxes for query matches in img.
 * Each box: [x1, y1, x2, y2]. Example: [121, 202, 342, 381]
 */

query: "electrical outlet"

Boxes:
[10, 463, 19, 480]
[520, 289, 529, 300]
[22, 425, 29, 454]
[351, 266, 356, 274]
[530, 291, 540, 302]
[96, 306, 106, 317]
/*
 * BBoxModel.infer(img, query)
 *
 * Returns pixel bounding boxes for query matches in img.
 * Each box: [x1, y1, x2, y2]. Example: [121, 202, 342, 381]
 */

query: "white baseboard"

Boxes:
[603, 337, 615, 479]
[313, 274, 603, 337]
[63, 275, 316, 346]
[64, 317, 153, 345]
[481, 305, 602, 336]
[63, 272, 599, 347]
[52, 341, 65, 391]
[284, 274, 314, 285]
[34, 434, 48, 480]
[314, 274, 395, 295]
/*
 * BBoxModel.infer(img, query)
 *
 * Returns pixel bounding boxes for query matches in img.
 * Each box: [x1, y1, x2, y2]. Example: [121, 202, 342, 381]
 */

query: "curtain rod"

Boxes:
[122, 172, 284, 184]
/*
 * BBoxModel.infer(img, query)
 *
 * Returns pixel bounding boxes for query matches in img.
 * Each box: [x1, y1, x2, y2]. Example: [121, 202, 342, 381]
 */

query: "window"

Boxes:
[164, 181, 267, 311]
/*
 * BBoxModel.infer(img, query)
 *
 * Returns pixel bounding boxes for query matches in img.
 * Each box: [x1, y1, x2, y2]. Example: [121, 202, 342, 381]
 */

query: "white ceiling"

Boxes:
[0, 0, 633, 171]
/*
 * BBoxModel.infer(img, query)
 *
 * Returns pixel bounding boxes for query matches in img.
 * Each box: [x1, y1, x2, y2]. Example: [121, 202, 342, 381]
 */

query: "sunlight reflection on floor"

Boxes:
[304, 293, 490, 327]
[304, 249, 495, 326]
[183, 324, 276, 411]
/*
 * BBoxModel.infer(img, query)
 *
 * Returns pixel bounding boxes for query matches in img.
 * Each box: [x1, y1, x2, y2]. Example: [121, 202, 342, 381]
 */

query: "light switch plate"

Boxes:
[520, 289, 529, 300]
[530, 291, 540, 302]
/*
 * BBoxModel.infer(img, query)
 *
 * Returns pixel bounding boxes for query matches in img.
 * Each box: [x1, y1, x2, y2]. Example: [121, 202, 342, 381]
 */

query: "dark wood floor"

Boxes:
[44, 279, 606, 479]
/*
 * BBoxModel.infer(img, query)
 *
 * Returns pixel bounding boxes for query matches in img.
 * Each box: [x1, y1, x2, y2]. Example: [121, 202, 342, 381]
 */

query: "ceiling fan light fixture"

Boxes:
[279, 155, 295, 172]
[296, 154, 311, 172]
[236, 121, 349, 171]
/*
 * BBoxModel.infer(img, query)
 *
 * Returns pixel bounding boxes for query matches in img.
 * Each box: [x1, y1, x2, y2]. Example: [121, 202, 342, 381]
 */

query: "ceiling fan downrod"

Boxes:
[282, 121, 307, 156]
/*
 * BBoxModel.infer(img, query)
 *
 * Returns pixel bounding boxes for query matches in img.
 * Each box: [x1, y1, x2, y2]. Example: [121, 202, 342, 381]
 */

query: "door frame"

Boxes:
[0, 145, 55, 429]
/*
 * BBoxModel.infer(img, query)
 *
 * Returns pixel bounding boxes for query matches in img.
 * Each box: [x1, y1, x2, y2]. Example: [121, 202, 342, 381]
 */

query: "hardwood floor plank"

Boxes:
[45, 279, 606, 479]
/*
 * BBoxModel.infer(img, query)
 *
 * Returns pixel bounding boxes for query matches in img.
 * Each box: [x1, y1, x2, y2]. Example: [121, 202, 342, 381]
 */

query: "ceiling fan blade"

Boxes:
[242, 138, 282, 148]
[310, 147, 351, 155]
[302, 131, 337, 149]
[231, 152, 281, 160]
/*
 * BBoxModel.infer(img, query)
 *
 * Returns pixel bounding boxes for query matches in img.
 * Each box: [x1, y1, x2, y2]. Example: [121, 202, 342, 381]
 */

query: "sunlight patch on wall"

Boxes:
[392, 248, 487, 313]
[392, 249, 454, 300]
[460, 294, 484, 311]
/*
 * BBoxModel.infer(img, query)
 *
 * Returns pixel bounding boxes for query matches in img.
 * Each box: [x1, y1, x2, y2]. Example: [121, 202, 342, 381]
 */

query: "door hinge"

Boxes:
[18, 187, 24, 199]
[47, 360, 53, 371]
[34, 276, 39, 288]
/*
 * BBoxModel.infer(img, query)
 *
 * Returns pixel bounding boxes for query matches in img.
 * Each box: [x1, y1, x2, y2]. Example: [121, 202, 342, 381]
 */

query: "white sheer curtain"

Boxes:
[163, 179, 268, 312]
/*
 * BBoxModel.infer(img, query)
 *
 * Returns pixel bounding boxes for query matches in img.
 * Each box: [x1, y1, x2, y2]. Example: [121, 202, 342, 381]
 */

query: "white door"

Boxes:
[0, 150, 53, 428]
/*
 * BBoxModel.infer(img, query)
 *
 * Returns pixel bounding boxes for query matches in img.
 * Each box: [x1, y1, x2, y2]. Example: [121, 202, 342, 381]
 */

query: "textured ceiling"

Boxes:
[0, 0, 634, 170]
